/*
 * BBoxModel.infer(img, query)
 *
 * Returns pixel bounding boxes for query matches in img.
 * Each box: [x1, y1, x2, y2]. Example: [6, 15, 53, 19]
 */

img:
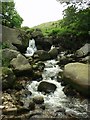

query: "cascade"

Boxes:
[25, 39, 37, 57]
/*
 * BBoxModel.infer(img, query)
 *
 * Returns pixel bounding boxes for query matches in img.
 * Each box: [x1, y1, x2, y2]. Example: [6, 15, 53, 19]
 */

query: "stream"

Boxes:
[22, 59, 90, 118]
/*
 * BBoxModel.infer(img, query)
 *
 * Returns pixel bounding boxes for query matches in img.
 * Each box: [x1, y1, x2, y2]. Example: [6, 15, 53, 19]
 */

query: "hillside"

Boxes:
[33, 20, 62, 36]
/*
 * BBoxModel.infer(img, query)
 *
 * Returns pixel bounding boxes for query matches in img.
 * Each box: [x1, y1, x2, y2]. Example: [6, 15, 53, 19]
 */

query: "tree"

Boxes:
[2, 1, 23, 28]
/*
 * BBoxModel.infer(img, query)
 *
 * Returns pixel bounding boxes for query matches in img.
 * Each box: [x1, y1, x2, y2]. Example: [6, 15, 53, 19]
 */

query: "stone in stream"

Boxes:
[33, 95, 44, 104]
[63, 62, 90, 97]
[38, 81, 57, 93]
[34, 50, 51, 61]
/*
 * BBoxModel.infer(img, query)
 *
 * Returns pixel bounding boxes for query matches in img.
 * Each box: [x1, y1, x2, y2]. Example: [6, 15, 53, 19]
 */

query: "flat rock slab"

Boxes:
[63, 62, 90, 97]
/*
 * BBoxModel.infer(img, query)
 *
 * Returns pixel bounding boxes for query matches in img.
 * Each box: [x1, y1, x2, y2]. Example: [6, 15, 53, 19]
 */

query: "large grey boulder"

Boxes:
[10, 54, 32, 76]
[34, 50, 51, 61]
[2, 25, 22, 50]
[75, 43, 90, 57]
[63, 62, 90, 97]
[0, 67, 16, 90]
[38, 81, 57, 93]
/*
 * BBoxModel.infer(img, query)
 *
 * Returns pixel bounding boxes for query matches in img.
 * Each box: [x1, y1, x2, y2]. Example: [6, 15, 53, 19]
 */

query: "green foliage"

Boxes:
[2, 42, 9, 49]
[2, 1, 23, 28]
[32, 4, 90, 50]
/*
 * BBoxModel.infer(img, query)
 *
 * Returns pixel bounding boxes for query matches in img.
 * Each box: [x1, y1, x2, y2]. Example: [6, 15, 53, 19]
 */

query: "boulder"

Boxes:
[48, 47, 58, 59]
[34, 50, 51, 61]
[0, 67, 16, 90]
[2, 48, 20, 67]
[57, 54, 73, 65]
[80, 56, 90, 63]
[10, 54, 32, 76]
[38, 81, 57, 93]
[63, 62, 90, 97]
[33, 95, 44, 104]
[75, 43, 90, 58]
[2, 25, 22, 50]
[32, 61, 45, 71]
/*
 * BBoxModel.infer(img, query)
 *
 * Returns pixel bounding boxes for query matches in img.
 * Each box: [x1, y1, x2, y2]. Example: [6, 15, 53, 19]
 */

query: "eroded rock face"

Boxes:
[10, 54, 32, 76]
[38, 81, 57, 93]
[63, 62, 90, 97]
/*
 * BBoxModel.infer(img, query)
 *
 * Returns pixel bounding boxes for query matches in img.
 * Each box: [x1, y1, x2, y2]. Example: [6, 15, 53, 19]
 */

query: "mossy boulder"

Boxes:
[0, 67, 16, 90]
[63, 62, 90, 97]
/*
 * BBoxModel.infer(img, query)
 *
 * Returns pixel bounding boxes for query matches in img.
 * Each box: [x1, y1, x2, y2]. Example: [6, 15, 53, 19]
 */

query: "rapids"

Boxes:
[26, 59, 89, 118]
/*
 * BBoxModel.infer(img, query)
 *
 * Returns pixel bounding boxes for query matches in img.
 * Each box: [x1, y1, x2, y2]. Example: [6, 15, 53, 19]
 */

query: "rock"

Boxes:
[2, 25, 22, 50]
[33, 61, 45, 71]
[1, 67, 16, 90]
[75, 43, 90, 58]
[57, 53, 73, 65]
[80, 56, 90, 63]
[33, 71, 42, 81]
[33, 96, 44, 104]
[38, 81, 57, 93]
[34, 50, 51, 61]
[2, 48, 20, 67]
[28, 100, 35, 110]
[63, 62, 90, 97]
[48, 47, 58, 59]
[63, 85, 77, 96]
[10, 54, 32, 76]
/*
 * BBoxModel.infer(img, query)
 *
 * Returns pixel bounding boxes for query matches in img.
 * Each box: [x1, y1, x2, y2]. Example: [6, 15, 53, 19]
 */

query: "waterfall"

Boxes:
[25, 39, 37, 57]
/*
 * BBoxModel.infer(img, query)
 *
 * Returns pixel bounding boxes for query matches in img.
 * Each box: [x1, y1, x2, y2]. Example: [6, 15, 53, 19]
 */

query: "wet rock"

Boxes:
[40, 104, 45, 110]
[10, 54, 32, 76]
[33, 95, 44, 104]
[33, 61, 45, 71]
[63, 85, 77, 96]
[63, 62, 90, 97]
[28, 100, 35, 110]
[1, 67, 16, 90]
[38, 81, 57, 93]
[48, 47, 58, 59]
[57, 53, 73, 65]
[80, 56, 90, 63]
[75, 43, 90, 58]
[34, 50, 51, 61]
[33, 71, 42, 81]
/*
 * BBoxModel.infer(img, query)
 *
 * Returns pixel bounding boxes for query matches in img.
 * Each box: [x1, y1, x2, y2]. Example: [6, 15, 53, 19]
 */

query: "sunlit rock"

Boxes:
[63, 62, 90, 97]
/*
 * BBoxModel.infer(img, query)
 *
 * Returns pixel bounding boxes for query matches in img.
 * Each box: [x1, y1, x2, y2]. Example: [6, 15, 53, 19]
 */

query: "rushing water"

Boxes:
[26, 59, 90, 118]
